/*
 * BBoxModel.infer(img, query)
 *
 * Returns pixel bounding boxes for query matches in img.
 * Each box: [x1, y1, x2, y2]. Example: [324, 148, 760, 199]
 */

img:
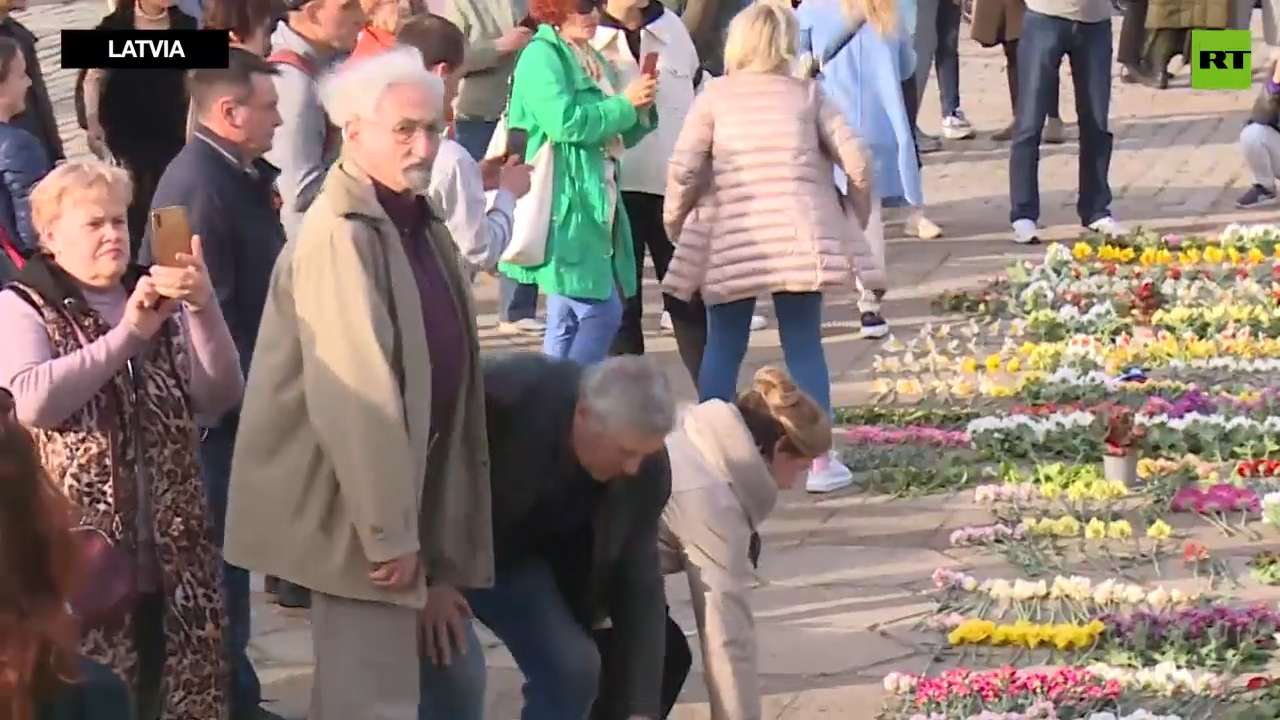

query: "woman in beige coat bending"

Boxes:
[662, 0, 883, 495]
[659, 366, 833, 720]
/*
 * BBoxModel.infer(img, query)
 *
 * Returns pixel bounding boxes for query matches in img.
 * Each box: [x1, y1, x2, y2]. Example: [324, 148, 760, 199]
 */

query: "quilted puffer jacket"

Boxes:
[0, 122, 50, 254]
[661, 72, 885, 306]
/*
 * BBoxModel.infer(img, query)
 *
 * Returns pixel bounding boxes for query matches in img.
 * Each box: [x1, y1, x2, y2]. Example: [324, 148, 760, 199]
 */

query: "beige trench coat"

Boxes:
[660, 400, 780, 720]
[224, 158, 495, 608]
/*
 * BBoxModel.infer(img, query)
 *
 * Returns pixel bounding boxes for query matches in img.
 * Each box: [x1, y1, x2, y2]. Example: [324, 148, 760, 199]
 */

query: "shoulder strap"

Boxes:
[268, 49, 318, 77]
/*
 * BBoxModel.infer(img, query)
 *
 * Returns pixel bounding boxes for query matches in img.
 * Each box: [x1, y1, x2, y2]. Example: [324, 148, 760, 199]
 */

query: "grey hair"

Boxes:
[318, 45, 444, 127]
[579, 356, 677, 438]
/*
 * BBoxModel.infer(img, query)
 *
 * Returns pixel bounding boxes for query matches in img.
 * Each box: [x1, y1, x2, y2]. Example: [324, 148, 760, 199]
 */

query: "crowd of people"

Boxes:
[0, 0, 1274, 715]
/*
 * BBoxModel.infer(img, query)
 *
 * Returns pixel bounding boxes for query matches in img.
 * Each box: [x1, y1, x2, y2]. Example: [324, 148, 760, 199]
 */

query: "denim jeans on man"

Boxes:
[454, 117, 540, 324]
[913, 0, 963, 117]
[697, 292, 832, 413]
[1008, 10, 1114, 225]
[417, 560, 601, 720]
[199, 420, 261, 719]
[544, 287, 624, 365]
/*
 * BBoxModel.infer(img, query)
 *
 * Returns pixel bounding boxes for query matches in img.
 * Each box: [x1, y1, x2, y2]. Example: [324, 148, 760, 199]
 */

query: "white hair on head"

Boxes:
[579, 356, 677, 438]
[318, 45, 444, 127]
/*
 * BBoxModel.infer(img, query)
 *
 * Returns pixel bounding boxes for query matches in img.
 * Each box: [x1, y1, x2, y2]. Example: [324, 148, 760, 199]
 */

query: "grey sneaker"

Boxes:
[1012, 218, 1041, 245]
[915, 129, 942, 153]
[940, 111, 975, 140]
[1238, 184, 1278, 208]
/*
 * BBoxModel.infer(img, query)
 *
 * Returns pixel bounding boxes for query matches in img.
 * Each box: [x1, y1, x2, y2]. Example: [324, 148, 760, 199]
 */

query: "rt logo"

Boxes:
[1191, 29, 1252, 90]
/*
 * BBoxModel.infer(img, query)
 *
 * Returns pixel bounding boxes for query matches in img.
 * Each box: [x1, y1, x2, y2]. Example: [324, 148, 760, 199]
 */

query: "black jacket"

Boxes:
[143, 128, 285, 403]
[483, 353, 671, 718]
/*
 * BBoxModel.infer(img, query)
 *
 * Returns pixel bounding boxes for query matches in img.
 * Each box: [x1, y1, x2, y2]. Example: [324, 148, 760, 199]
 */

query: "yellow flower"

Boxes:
[983, 354, 1002, 373]
[1071, 242, 1092, 260]
[960, 357, 978, 374]
[1005, 356, 1022, 373]
[1053, 516, 1080, 537]
[947, 619, 996, 645]
[1085, 517, 1107, 539]
[1248, 247, 1266, 264]
[1106, 520, 1133, 540]
[1203, 245, 1225, 264]
[1145, 519, 1172, 541]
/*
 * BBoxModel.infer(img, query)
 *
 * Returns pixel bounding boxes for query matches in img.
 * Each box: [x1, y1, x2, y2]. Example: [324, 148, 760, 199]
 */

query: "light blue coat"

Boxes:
[798, 0, 923, 207]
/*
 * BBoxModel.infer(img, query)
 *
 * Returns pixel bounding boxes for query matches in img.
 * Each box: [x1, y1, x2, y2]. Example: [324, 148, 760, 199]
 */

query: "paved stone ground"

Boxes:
[20, 4, 1280, 716]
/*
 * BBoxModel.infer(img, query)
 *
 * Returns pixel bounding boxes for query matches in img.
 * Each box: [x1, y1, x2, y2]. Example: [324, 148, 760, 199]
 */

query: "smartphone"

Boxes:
[149, 206, 192, 267]
[506, 128, 529, 162]
[641, 51, 659, 77]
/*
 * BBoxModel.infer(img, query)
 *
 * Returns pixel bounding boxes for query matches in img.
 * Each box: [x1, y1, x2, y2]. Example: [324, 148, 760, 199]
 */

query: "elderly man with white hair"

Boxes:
[222, 46, 494, 720]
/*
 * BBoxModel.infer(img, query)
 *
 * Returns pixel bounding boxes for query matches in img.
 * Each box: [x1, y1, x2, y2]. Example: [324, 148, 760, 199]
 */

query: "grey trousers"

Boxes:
[1241, 123, 1280, 187]
[310, 592, 420, 720]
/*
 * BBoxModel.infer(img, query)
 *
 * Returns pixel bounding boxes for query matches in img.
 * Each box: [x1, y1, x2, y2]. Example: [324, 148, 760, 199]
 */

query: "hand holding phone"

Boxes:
[505, 128, 529, 162]
[149, 206, 192, 268]
[641, 51, 659, 77]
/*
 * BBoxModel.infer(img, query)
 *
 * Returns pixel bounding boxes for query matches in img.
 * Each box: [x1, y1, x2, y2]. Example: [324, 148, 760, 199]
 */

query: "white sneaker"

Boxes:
[806, 449, 854, 493]
[750, 315, 767, 331]
[1012, 218, 1041, 245]
[1087, 216, 1126, 237]
[940, 111, 976, 140]
[659, 311, 674, 331]
[496, 318, 546, 335]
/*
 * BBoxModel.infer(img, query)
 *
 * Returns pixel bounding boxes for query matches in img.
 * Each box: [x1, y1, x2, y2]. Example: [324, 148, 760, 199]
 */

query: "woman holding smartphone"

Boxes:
[592, 0, 722, 386]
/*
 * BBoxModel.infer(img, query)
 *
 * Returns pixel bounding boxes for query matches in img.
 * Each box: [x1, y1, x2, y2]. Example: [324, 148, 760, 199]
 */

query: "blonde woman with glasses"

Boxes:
[662, 0, 883, 495]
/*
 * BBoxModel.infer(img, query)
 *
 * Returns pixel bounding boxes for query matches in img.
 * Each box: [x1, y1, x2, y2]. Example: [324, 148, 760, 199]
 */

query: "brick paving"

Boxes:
[18, 4, 1280, 716]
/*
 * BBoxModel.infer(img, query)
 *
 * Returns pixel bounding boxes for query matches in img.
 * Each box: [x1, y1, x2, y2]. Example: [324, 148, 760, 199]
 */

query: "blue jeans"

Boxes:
[914, 0, 963, 118]
[417, 620, 487, 720]
[198, 421, 260, 719]
[1009, 11, 1114, 226]
[418, 560, 599, 720]
[544, 287, 623, 365]
[452, 119, 498, 161]
[698, 292, 831, 413]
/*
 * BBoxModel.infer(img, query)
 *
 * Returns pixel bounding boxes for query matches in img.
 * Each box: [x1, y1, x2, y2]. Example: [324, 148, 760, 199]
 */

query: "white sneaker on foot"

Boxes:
[496, 318, 546, 335]
[806, 449, 854, 493]
[1087, 216, 1126, 237]
[659, 311, 674, 331]
[750, 315, 767, 331]
[1012, 218, 1041, 245]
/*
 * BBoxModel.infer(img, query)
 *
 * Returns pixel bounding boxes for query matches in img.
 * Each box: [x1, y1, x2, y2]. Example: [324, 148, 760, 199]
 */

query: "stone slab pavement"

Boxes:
[16, 3, 1280, 716]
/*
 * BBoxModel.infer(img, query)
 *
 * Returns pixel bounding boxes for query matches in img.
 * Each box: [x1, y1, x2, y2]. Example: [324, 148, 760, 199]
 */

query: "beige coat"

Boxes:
[224, 158, 495, 609]
[660, 73, 885, 306]
[661, 400, 779, 720]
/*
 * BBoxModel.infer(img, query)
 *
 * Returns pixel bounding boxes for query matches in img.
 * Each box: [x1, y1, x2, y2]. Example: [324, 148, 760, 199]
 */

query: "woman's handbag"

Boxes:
[68, 525, 138, 630]
[486, 120, 555, 267]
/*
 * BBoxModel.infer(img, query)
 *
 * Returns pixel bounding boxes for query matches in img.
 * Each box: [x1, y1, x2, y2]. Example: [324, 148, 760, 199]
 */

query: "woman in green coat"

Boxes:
[498, 2, 658, 364]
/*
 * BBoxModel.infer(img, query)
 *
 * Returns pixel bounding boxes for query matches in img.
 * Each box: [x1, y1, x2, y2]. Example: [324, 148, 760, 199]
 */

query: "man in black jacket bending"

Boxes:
[416, 353, 675, 720]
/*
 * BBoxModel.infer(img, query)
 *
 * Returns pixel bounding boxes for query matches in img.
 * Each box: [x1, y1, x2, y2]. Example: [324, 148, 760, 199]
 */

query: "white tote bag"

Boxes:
[487, 118, 555, 267]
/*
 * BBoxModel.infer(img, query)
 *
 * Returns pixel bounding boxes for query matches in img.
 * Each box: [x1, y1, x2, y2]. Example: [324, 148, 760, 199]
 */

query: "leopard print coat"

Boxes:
[10, 257, 228, 720]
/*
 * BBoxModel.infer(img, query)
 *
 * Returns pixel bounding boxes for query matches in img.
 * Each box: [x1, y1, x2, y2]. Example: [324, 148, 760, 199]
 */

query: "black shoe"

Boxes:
[1237, 184, 1278, 208]
[274, 581, 311, 609]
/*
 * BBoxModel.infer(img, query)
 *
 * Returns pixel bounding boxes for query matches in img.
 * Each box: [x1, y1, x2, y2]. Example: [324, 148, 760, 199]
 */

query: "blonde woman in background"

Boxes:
[662, 1, 882, 495]
[647, 366, 833, 720]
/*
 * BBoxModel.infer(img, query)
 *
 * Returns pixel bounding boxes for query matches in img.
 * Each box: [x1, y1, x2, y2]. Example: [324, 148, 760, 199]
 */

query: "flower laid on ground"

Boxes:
[946, 618, 1105, 650]
[1170, 484, 1260, 514]
[1084, 661, 1229, 697]
[1247, 552, 1280, 585]
[931, 570, 1204, 619]
[844, 425, 971, 448]
[1085, 707, 1182, 712]
[1261, 491, 1280, 526]
[1024, 516, 1133, 540]
[973, 477, 1129, 505]
[1235, 458, 1280, 478]
[879, 666, 1122, 719]
[1098, 606, 1280, 669]
[949, 523, 1028, 546]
